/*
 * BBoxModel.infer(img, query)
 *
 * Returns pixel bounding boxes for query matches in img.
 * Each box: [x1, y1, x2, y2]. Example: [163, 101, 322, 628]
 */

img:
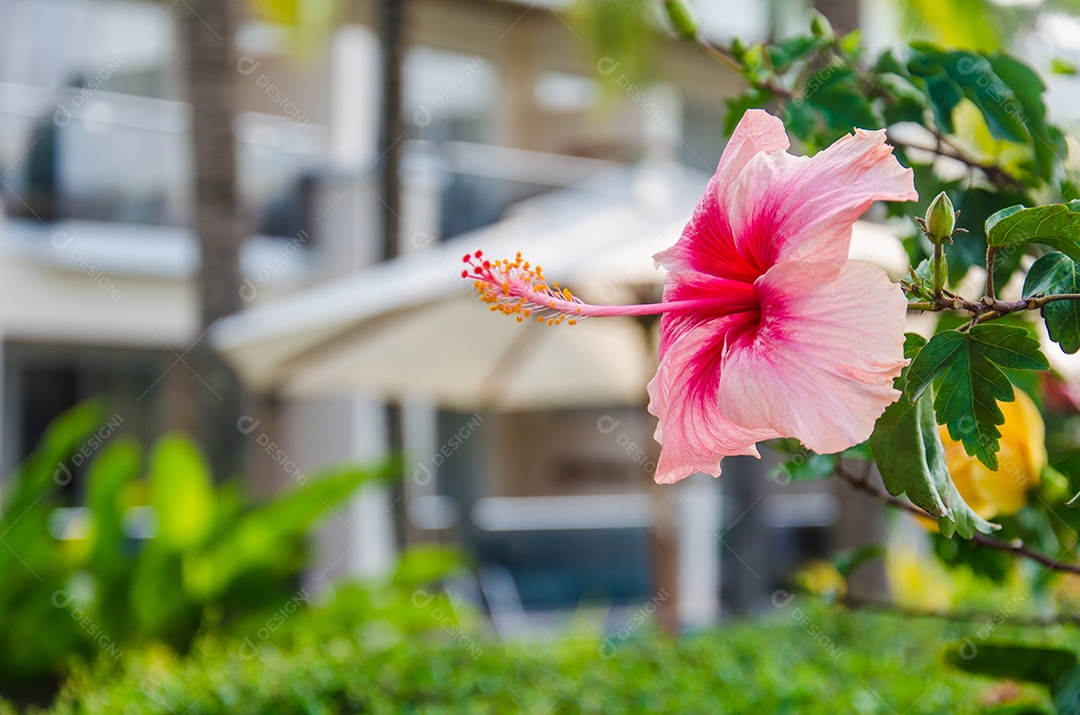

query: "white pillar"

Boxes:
[677, 474, 722, 628]
[331, 25, 379, 165]
[345, 399, 396, 577]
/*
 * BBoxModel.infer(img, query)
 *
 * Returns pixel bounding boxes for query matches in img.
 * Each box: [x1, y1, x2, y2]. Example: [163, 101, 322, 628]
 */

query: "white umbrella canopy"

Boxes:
[212, 162, 910, 410]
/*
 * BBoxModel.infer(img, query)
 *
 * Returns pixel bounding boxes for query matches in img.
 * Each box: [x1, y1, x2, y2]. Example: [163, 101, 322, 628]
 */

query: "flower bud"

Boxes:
[663, 0, 697, 40]
[925, 191, 956, 244]
[809, 10, 833, 41]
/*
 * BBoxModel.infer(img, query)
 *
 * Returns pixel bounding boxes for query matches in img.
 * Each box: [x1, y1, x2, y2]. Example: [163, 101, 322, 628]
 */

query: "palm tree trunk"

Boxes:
[379, 0, 404, 262]
[378, 0, 410, 543]
[180, 0, 248, 480]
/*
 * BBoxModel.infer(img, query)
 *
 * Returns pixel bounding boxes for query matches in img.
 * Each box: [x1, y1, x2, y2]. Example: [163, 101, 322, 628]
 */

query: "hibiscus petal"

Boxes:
[647, 311, 780, 484]
[653, 110, 789, 282]
[716, 260, 908, 454]
[729, 128, 917, 268]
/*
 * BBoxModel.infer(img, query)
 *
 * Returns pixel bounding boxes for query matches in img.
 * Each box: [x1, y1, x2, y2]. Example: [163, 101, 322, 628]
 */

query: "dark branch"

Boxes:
[834, 463, 1080, 577]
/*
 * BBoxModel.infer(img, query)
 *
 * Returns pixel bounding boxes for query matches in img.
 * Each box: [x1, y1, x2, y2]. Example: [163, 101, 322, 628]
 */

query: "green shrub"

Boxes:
[31, 601, 1065, 714]
[0, 402, 395, 699]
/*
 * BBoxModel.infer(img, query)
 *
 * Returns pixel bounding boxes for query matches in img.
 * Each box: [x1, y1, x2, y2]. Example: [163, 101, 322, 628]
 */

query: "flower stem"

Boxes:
[985, 246, 998, 301]
[933, 242, 945, 301]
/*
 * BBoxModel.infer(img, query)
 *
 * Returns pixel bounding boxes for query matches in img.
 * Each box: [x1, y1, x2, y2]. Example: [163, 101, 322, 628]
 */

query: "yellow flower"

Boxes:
[887, 547, 954, 610]
[940, 389, 1046, 519]
[795, 560, 847, 600]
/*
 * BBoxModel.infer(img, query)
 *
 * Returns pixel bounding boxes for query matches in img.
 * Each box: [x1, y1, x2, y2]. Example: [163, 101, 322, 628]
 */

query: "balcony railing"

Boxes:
[0, 82, 328, 236]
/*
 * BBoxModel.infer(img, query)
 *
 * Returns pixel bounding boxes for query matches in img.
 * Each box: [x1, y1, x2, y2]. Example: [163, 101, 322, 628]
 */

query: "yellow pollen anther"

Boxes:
[465, 251, 587, 330]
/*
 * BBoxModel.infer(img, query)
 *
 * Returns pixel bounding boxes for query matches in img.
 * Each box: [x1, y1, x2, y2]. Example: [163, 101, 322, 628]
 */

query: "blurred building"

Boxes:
[0, 0, 891, 628]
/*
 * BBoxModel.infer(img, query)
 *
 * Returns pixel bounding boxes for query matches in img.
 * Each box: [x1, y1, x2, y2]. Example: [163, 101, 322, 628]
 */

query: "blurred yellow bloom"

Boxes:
[940, 389, 1046, 519]
[887, 547, 954, 610]
[795, 560, 847, 600]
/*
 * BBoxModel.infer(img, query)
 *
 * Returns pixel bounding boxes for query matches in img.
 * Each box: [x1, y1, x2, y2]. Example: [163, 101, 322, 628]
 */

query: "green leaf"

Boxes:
[772, 451, 836, 483]
[1024, 251, 1080, 354]
[945, 643, 1080, 713]
[986, 202, 1080, 263]
[1054, 666, 1080, 715]
[767, 35, 827, 72]
[832, 545, 886, 578]
[909, 48, 1030, 143]
[150, 435, 216, 551]
[987, 53, 1064, 179]
[906, 325, 1048, 470]
[1053, 57, 1079, 76]
[782, 99, 816, 142]
[948, 188, 1030, 285]
[871, 334, 997, 536]
[903, 257, 946, 302]
[183, 459, 396, 599]
[801, 66, 883, 134]
[944, 643, 1078, 688]
[724, 90, 771, 136]
[85, 437, 141, 640]
[877, 72, 928, 125]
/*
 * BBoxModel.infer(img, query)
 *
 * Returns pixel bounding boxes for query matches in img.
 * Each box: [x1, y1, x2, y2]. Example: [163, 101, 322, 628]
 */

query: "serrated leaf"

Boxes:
[1023, 252, 1080, 354]
[872, 336, 947, 517]
[986, 202, 1080, 263]
[937, 473, 999, 538]
[906, 325, 1048, 470]
[872, 334, 997, 536]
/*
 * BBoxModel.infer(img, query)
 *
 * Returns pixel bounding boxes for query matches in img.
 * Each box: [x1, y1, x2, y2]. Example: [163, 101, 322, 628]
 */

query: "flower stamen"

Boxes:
[463, 252, 586, 326]
[463, 251, 760, 325]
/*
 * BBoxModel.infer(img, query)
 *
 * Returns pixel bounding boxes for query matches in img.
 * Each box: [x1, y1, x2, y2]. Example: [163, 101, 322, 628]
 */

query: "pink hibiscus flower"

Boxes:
[465, 109, 917, 484]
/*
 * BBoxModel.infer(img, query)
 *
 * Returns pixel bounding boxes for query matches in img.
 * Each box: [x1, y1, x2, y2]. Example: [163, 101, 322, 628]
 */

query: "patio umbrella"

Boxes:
[211, 162, 909, 410]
